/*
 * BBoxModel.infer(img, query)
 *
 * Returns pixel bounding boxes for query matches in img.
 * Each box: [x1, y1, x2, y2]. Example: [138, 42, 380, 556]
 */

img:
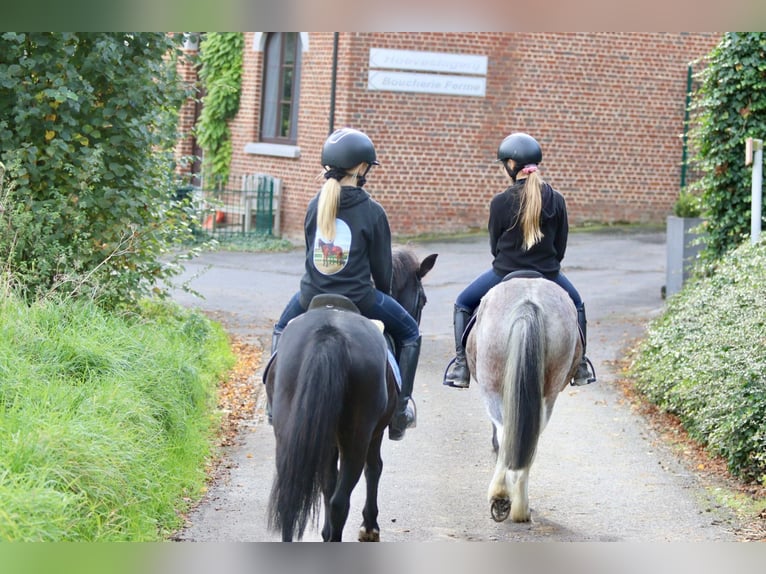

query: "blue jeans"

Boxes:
[276, 290, 420, 347]
[455, 268, 583, 313]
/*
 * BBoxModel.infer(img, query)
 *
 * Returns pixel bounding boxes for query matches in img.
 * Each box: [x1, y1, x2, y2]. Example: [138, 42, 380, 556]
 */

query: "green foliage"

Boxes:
[630, 240, 766, 485]
[206, 234, 296, 253]
[0, 32, 199, 309]
[195, 33, 243, 187]
[0, 295, 235, 540]
[689, 32, 766, 261]
[673, 189, 703, 218]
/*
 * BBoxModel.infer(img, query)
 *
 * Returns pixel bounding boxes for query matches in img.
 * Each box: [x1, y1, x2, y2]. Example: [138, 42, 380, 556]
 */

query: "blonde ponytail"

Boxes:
[519, 171, 543, 250]
[317, 178, 341, 241]
[317, 163, 366, 241]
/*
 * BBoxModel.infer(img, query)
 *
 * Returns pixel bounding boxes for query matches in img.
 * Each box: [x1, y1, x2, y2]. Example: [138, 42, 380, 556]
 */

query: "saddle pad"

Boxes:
[388, 349, 402, 391]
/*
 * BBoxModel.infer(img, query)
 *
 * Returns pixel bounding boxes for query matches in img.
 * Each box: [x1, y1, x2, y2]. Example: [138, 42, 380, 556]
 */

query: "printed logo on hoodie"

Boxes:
[312, 219, 351, 275]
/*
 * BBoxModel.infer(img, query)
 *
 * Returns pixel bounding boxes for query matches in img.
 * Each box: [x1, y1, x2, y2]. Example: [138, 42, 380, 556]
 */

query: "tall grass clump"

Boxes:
[630, 240, 766, 485]
[0, 294, 234, 541]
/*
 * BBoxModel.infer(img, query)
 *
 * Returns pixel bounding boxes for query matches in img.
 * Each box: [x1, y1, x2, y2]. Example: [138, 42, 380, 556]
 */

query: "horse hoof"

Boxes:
[511, 511, 531, 523]
[490, 497, 511, 522]
[358, 527, 380, 542]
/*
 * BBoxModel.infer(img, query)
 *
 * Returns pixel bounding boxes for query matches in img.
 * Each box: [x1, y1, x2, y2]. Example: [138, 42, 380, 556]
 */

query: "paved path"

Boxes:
[171, 228, 739, 542]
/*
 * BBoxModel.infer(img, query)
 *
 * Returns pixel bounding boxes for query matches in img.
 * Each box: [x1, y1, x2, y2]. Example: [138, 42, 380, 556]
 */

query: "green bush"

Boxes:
[630, 240, 766, 484]
[673, 189, 703, 218]
[0, 33, 199, 309]
[0, 295, 235, 541]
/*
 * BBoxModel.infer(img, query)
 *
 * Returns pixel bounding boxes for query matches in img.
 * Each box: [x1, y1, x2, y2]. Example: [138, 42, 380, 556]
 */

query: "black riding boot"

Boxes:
[266, 326, 282, 425]
[572, 303, 597, 386]
[443, 306, 472, 388]
[389, 336, 421, 441]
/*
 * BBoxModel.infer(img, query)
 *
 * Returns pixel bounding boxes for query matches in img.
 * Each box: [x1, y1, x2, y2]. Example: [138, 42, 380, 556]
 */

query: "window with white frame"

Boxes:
[260, 32, 301, 144]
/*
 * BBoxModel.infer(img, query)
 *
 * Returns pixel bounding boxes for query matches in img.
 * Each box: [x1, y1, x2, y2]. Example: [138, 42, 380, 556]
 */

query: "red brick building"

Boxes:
[178, 32, 721, 240]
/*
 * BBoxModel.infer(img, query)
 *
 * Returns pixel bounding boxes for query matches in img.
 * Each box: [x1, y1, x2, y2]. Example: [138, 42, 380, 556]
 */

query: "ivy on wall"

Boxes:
[689, 32, 766, 262]
[196, 33, 244, 188]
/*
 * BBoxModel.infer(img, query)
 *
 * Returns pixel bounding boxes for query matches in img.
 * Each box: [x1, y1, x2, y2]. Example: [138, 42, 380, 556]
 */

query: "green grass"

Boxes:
[0, 295, 235, 541]
[200, 233, 296, 253]
[630, 239, 766, 486]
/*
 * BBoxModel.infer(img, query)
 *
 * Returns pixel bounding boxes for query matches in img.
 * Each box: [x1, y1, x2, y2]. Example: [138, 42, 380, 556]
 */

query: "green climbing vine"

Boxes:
[689, 32, 766, 262]
[196, 32, 244, 188]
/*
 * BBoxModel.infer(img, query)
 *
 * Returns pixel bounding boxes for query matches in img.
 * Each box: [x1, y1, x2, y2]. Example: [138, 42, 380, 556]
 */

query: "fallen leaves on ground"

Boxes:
[216, 335, 263, 447]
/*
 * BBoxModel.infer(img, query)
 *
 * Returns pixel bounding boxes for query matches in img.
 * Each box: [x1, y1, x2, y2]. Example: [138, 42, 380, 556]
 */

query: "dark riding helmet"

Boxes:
[497, 132, 542, 182]
[321, 128, 380, 169]
[497, 132, 542, 166]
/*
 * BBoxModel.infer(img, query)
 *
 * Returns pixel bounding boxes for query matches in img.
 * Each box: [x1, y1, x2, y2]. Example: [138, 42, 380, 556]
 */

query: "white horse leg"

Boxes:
[487, 431, 511, 522]
[509, 468, 531, 522]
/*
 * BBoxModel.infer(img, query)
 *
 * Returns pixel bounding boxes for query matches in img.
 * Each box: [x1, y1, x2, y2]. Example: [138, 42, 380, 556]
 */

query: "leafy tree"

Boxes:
[689, 32, 766, 262]
[0, 32, 198, 308]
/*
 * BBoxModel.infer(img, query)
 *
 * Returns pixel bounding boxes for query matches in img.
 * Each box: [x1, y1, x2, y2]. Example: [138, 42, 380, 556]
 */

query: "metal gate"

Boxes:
[196, 174, 281, 237]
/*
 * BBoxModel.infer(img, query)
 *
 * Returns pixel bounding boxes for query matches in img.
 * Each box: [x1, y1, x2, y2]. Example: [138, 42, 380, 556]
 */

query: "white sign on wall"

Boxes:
[368, 48, 488, 97]
[369, 48, 488, 75]
[368, 70, 486, 97]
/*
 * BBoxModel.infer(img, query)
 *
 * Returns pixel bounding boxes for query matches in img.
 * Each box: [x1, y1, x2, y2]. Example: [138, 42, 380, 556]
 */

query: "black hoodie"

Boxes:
[299, 185, 393, 313]
[488, 180, 568, 279]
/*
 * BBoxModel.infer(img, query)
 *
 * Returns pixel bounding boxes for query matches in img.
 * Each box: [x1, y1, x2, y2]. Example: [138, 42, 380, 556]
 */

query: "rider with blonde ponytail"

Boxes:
[271, 127, 422, 441]
[443, 132, 597, 389]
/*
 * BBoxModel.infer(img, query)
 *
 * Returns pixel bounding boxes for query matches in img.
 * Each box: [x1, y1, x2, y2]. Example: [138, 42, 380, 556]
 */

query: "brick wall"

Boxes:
[181, 32, 721, 241]
[174, 46, 201, 178]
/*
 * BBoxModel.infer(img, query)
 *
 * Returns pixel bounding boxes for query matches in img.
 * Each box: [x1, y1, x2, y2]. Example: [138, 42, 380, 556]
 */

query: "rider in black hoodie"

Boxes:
[271, 128, 421, 441]
[442, 132, 597, 389]
[298, 184, 392, 314]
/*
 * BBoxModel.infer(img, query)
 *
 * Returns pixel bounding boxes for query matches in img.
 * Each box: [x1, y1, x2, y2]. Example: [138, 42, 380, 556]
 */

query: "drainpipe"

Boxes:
[329, 32, 339, 135]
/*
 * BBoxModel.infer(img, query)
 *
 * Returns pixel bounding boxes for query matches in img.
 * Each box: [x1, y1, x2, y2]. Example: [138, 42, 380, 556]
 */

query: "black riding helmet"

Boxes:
[321, 128, 380, 170]
[497, 132, 542, 181]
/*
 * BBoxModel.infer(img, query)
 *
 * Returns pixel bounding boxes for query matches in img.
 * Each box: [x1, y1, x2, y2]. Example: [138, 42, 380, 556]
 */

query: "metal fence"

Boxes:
[191, 174, 282, 238]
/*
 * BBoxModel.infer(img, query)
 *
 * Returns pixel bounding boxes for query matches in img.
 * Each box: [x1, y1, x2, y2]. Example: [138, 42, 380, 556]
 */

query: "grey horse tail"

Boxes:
[502, 300, 544, 470]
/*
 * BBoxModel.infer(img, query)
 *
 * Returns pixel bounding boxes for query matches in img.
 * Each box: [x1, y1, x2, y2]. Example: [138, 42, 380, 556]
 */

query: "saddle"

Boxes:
[460, 270, 544, 347]
[307, 294, 387, 335]
[501, 269, 544, 282]
[307, 293, 360, 313]
[266, 294, 402, 390]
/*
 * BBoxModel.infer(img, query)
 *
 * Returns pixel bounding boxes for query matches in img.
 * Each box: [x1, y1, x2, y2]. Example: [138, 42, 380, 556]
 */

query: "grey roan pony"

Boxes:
[465, 275, 581, 523]
[265, 249, 437, 541]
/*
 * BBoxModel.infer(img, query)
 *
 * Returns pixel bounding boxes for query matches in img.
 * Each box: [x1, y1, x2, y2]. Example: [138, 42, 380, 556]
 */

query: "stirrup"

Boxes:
[389, 399, 416, 441]
[571, 356, 597, 386]
[442, 357, 470, 388]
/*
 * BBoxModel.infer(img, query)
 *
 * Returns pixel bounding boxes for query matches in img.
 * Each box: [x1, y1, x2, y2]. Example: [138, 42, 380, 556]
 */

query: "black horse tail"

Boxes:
[501, 300, 545, 470]
[267, 324, 349, 540]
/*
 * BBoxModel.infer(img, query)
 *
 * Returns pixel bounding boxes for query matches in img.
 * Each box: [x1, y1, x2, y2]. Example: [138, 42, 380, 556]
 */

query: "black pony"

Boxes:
[265, 248, 437, 541]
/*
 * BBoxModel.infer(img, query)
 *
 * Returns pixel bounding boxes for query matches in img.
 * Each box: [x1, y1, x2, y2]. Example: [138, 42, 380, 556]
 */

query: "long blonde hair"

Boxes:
[518, 170, 543, 250]
[317, 163, 366, 241]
